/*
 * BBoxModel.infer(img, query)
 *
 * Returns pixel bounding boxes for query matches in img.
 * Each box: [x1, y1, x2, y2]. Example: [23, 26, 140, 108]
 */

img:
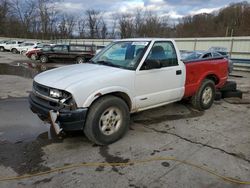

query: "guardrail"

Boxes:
[232, 59, 250, 72]
[1, 36, 250, 71]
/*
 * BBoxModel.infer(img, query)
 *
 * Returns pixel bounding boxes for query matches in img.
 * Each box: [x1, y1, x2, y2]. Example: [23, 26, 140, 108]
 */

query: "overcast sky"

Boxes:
[56, 0, 249, 19]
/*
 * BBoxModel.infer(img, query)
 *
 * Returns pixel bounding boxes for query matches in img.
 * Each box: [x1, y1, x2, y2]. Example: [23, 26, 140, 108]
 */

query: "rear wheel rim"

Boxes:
[202, 87, 213, 105]
[99, 107, 122, 136]
[41, 56, 47, 63]
[77, 58, 84, 64]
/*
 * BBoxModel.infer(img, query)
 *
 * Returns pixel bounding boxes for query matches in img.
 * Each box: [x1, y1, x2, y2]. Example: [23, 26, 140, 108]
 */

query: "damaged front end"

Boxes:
[29, 81, 87, 133]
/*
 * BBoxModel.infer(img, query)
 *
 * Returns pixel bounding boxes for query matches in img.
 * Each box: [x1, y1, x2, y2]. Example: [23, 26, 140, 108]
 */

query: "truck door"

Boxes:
[52, 45, 69, 59]
[135, 41, 185, 110]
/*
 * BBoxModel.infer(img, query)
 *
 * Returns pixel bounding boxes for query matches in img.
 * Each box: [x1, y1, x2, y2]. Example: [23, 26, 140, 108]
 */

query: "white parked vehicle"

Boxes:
[0, 40, 10, 51]
[0, 40, 23, 52]
[0, 40, 23, 51]
[29, 38, 229, 145]
[12, 41, 39, 54]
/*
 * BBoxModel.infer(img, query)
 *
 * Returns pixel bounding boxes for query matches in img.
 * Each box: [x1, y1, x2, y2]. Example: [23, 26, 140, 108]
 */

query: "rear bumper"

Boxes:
[29, 93, 88, 131]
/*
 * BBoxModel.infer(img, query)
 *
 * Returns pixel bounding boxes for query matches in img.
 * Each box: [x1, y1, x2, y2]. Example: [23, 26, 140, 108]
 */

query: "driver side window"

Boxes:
[141, 41, 178, 70]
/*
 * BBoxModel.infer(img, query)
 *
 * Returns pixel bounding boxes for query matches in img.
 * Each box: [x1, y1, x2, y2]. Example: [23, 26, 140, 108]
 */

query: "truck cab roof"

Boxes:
[115, 38, 175, 42]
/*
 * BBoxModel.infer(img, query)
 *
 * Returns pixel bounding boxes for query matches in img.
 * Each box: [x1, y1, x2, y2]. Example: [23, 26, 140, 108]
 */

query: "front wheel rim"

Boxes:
[202, 87, 213, 105]
[99, 107, 122, 136]
[31, 54, 36, 60]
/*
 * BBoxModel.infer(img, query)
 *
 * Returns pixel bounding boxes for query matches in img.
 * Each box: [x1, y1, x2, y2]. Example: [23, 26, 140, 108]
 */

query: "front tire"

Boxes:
[40, 55, 48, 63]
[31, 54, 37, 60]
[84, 96, 130, 145]
[0, 47, 4, 52]
[21, 50, 26, 55]
[191, 79, 215, 110]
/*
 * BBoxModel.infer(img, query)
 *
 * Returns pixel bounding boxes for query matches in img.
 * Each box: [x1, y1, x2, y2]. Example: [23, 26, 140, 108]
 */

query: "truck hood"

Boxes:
[34, 63, 130, 90]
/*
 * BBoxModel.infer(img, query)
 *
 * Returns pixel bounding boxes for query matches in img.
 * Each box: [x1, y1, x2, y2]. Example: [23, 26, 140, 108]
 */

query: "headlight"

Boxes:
[49, 89, 62, 98]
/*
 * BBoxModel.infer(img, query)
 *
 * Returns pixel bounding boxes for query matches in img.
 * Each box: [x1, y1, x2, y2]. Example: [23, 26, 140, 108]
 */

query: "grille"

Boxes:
[33, 81, 49, 96]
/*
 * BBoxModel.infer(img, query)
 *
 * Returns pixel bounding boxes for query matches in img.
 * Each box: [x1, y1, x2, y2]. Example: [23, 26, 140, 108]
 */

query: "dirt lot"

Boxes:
[0, 51, 250, 188]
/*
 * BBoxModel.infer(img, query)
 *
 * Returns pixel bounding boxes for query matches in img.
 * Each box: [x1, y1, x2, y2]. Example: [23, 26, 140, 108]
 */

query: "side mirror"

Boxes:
[142, 59, 162, 70]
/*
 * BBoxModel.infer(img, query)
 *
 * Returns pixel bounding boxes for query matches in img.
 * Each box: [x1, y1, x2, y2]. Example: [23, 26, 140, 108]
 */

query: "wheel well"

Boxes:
[40, 54, 48, 58]
[76, 56, 86, 61]
[205, 74, 219, 85]
[92, 92, 132, 111]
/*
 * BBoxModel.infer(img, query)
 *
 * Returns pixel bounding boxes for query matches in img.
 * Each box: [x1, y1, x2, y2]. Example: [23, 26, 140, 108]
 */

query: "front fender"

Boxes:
[82, 86, 134, 109]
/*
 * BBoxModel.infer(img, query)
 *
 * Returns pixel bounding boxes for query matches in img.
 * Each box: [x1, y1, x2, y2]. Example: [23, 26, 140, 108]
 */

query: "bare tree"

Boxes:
[58, 14, 76, 38]
[142, 11, 163, 37]
[77, 18, 86, 38]
[8, 0, 37, 37]
[118, 13, 134, 38]
[86, 9, 102, 38]
[0, 0, 9, 36]
[1, 1, 250, 39]
[134, 9, 144, 37]
[100, 19, 107, 39]
[37, 0, 60, 39]
[109, 15, 118, 38]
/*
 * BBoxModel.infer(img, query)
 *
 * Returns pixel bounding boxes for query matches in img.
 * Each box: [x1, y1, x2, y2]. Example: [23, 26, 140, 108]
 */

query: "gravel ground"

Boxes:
[0, 51, 250, 188]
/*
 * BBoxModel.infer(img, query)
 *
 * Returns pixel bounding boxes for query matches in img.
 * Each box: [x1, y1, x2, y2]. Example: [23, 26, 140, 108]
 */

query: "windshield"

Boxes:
[91, 41, 150, 70]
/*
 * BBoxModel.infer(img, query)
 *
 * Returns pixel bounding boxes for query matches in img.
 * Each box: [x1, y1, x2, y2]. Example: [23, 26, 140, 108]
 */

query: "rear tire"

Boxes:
[0, 47, 4, 52]
[191, 79, 215, 111]
[76, 56, 85, 64]
[21, 50, 26, 55]
[84, 96, 130, 145]
[12, 48, 18, 54]
[40, 55, 48, 63]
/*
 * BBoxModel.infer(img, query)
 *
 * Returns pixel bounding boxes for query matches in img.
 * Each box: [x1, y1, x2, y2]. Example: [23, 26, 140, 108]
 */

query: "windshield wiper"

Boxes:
[95, 61, 121, 68]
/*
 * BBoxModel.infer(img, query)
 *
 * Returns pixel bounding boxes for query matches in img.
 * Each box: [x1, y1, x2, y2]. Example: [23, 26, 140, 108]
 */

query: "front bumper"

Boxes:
[29, 93, 88, 131]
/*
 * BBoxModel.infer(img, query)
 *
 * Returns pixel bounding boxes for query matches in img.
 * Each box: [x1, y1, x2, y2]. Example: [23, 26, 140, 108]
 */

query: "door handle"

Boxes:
[176, 70, 182, 75]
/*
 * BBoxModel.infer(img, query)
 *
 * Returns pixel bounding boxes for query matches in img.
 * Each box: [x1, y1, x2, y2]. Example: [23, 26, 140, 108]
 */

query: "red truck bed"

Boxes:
[183, 57, 228, 98]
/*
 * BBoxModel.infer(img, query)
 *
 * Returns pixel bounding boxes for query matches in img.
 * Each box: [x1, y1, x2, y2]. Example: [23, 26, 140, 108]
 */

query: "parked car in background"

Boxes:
[13, 41, 39, 54]
[0, 40, 10, 45]
[0, 40, 9, 43]
[181, 50, 233, 73]
[0, 40, 23, 52]
[181, 50, 222, 60]
[208, 47, 229, 56]
[180, 50, 193, 60]
[208, 47, 233, 73]
[0, 40, 10, 51]
[36, 44, 96, 63]
[26, 43, 55, 60]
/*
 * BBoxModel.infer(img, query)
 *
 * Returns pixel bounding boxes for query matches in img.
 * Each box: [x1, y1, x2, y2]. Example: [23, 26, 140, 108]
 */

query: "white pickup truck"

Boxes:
[29, 38, 228, 145]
